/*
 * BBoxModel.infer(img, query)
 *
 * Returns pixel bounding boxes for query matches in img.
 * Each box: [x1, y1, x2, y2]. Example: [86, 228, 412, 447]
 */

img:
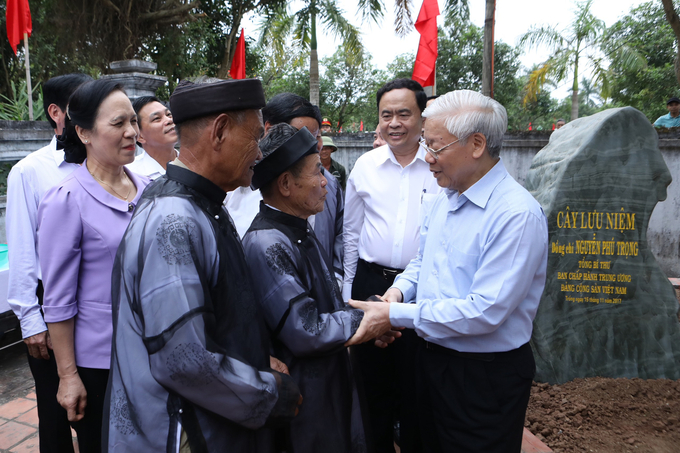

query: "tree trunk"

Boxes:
[661, 0, 680, 86]
[571, 53, 579, 120]
[309, 5, 320, 105]
[217, 6, 244, 79]
[482, 0, 495, 98]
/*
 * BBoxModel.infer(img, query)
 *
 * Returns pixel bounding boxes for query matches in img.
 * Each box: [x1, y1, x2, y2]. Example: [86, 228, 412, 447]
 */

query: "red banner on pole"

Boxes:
[412, 0, 439, 88]
[230, 28, 246, 80]
[6, 0, 32, 55]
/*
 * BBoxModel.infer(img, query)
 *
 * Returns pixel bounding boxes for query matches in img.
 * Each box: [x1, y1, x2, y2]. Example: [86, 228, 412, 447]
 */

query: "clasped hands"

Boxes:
[344, 287, 404, 348]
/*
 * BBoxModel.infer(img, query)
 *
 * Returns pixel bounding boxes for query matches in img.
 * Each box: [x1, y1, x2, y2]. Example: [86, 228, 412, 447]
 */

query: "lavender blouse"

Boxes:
[38, 161, 150, 369]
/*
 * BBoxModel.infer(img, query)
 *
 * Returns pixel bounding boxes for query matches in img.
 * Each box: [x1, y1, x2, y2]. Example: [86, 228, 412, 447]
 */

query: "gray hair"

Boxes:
[422, 90, 507, 158]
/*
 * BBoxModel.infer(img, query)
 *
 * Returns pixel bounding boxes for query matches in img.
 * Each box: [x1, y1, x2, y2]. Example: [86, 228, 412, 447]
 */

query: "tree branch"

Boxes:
[661, 0, 680, 86]
[138, 1, 199, 22]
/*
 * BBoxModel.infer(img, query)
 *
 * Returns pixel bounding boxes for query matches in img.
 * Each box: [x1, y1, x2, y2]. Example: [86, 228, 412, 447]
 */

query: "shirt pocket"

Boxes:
[440, 245, 479, 297]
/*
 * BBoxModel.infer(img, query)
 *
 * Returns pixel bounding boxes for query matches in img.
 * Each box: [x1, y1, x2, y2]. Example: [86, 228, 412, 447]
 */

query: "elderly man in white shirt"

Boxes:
[348, 90, 549, 453]
[127, 96, 178, 179]
[343, 78, 440, 453]
[6, 73, 92, 453]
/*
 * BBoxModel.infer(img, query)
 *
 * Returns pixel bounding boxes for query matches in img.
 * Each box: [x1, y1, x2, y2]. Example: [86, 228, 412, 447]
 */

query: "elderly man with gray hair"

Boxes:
[348, 90, 549, 453]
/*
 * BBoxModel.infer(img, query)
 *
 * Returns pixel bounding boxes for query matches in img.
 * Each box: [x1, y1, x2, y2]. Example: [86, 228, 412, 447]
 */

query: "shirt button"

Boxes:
[214, 215, 220, 220]
[178, 409, 183, 414]
[297, 240, 302, 244]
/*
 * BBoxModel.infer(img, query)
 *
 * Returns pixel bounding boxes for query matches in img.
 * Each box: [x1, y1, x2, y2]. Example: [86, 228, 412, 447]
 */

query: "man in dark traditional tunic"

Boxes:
[104, 78, 301, 453]
[242, 123, 367, 453]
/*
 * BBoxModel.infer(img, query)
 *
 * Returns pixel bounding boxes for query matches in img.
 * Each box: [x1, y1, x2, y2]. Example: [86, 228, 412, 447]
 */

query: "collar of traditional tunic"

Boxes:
[166, 164, 226, 205]
[259, 201, 310, 237]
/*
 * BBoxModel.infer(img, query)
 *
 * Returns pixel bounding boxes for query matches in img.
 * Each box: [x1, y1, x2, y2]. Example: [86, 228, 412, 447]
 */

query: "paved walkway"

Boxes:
[0, 336, 550, 453]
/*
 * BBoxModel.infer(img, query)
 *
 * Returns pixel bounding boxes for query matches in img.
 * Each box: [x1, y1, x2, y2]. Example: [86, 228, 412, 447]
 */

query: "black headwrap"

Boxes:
[170, 79, 266, 124]
[251, 127, 318, 190]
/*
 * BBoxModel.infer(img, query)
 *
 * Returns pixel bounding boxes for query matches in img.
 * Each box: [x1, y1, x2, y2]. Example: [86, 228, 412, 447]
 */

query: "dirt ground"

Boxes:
[525, 378, 680, 453]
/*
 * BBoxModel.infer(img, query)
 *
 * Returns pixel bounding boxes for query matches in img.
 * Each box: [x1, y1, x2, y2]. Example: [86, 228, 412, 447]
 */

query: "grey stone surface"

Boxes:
[0, 121, 53, 162]
[100, 72, 167, 100]
[109, 59, 157, 73]
[525, 107, 680, 383]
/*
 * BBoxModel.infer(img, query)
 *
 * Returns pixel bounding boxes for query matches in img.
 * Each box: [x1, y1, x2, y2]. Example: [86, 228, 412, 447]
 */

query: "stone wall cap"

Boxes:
[109, 59, 157, 73]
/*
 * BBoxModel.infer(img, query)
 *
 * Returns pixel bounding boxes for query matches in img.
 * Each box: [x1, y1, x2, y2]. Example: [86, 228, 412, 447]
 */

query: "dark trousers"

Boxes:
[416, 340, 535, 453]
[70, 367, 109, 453]
[26, 349, 75, 453]
[351, 259, 421, 453]
[26, 280, 74, 453]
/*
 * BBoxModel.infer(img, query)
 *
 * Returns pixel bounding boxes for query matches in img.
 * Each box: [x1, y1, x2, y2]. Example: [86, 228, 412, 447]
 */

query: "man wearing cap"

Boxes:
[320, 135, 347, 190]
[653, 97, 680, 128]
[321, 117, 333, 133]
[225, 93, 345, 286]
[104, 77, 302, 453]
[243, 123, 367, 453]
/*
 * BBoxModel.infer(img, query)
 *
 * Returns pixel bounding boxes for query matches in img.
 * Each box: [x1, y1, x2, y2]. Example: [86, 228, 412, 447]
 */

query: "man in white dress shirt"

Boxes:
[343, 78, 440, 453]
[127, 96, 178, 179]
[348, 90, 549, 453]
[6, 73, 92, 453]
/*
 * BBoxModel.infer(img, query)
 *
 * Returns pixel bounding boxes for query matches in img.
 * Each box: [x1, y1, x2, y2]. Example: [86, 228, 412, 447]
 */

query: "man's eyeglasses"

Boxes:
[419, 137, 461, 160]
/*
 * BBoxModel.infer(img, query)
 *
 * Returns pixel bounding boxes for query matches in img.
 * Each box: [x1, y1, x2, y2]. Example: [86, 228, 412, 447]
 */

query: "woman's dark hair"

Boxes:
[57, 79, 126, 164]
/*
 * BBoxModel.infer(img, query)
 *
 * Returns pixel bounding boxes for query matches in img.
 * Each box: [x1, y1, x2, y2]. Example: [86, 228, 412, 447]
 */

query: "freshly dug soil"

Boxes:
[525, 378, 680, 453]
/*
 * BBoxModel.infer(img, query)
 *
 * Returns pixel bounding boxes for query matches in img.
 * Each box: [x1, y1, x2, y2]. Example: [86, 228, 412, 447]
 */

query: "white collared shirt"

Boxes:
[6, 136, 80, 338]
[126, 147, 167, 180]
[390, 159, 549, 352]
[342, 144, 441, 300]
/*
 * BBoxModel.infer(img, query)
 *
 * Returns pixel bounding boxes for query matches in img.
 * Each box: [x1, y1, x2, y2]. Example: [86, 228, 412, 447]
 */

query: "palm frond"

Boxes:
[523, 61, 553, 106]
[293, 6, 312, 49]
[319, 0, 363, 54]
[256, 6, 297, 68]
[443, 0, 469, 22]
[609, 44, 647, 72]
[518, 26, 565, 53]
[393, 0, 414, 38]
[356, 0, 385, 24]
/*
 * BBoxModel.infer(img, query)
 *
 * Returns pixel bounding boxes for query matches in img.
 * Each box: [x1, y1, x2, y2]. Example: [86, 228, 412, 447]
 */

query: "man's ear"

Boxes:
[211, 113, 231, 151]
[277, 172, 293, 197]
[264, 121, 273, 134]
[470, 132, 487, 159]
[47, 104, 62, 125]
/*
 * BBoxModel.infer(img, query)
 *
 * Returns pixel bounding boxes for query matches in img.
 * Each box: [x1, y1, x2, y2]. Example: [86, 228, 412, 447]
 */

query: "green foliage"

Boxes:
[519, 0, 645, 119]
[320, 47, 383, 130]
[0, 81, 45, 121]
[606, 1, 680, 122]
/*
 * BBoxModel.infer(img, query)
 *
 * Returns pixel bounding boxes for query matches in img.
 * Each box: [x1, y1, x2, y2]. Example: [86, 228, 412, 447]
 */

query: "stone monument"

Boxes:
[100, 59, 166, 99]
[525, 107, 680, 384]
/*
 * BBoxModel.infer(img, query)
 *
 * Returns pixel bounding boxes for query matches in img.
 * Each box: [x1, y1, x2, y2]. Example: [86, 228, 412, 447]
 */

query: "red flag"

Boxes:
[412, 0, 440, 87]
[230, 28, 246, 80]
[528, 122, 533, 131]
[6, 0, 32, 55]
[359, 120, 364, 131]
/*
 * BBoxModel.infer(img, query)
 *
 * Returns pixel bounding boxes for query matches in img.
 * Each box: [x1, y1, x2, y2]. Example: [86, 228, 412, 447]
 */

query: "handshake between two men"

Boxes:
[344, 287, 406, 348]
